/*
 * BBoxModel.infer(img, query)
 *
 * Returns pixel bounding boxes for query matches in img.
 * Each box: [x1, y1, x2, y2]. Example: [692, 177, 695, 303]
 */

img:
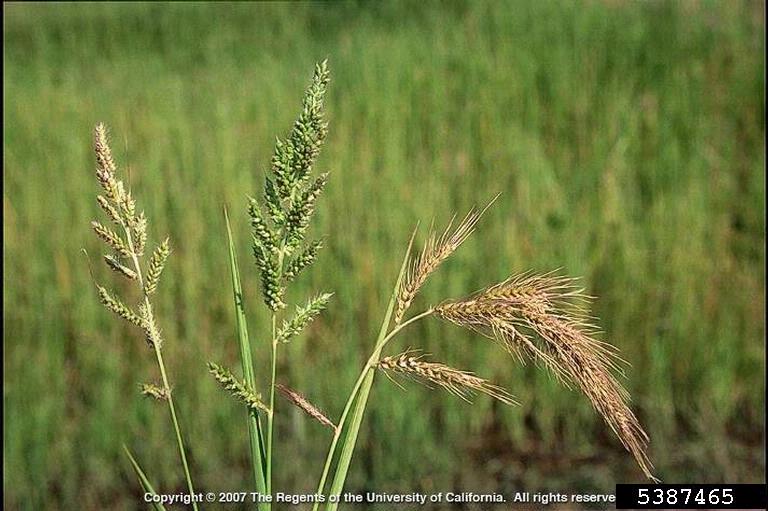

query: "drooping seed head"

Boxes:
[433, 271, 656, 481]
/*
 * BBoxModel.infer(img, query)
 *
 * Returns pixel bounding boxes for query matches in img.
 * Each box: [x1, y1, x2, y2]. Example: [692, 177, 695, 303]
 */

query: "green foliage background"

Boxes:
[4, 1, 765, 509]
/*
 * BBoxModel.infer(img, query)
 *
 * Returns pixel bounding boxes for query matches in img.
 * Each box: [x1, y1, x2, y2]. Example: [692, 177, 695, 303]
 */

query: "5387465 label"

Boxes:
[615, 484, 767, 509]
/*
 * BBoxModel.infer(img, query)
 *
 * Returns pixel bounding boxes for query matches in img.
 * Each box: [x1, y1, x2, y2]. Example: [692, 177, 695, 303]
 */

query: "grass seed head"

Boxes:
[97, 285, 142, 326]
[140, 382, 170, 400]
[144, 238, 170, 296]
[91, 221, 132, 258]
[395, 199, 495, 324]
[208, 362, 270, 414]
[276, 383, 336, 431]
[378, 350, 517, 406]
[434, 271, 656, 481]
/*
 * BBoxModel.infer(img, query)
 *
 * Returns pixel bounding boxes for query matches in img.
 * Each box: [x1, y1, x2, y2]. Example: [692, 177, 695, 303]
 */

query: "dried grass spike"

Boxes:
[434, 270, 656, 480]
[395, 197, 497, 323]
[378, 350, 517, 406]
[93, 123, 122, 203]
[276, 383, 336, 430]
[139, 302, 163, 349]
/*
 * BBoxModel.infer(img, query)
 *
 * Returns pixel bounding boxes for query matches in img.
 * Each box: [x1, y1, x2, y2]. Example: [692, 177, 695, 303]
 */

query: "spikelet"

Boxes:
[97, 285, 142, 326]
[248, 197, 277, 252]
[92, 221, 132, 258]
[284, 239, 323, 282]
[378, 350, 517, 406]
[276, 293, 332, 343]
[103, 254, 137, 280]
[394, 198, 495, 324]
[145, 239, 170, 296]
[253, 242, 285, 311]
[433, 271, 657, 481]
[276, 383, 336, 430]
[140, 382, 170, 401]
[208, 362, 270, 414]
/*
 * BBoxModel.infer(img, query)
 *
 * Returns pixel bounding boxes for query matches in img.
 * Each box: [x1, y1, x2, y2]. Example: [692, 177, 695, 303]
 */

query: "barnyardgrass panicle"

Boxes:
[250, 61, 332, 312]
[276, 293, 332, 343]
[91, 220, 132, 258]
[276, 383, 336, 431]
[284, 239, 323, 282]
[145, 238, 170, 296]
[140, 382, 170, 401]
[433, 271, 656, 481]
[394, 198, 496, 324]
[103, 254, 138, 280]
[378, 350, 517, 406]
[208, 362, 271, 414]
[98, 285, 142, 326]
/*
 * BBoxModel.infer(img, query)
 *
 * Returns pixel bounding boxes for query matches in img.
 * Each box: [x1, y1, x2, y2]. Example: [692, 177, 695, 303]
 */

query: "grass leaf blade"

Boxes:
[224, 208, 270, 510]
[122, 445, 167, 511]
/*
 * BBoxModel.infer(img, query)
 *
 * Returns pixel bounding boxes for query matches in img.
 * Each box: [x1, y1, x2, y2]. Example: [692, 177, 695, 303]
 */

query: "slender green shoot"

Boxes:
[224, 208, 270, 510]
[123, 445, 167, 511]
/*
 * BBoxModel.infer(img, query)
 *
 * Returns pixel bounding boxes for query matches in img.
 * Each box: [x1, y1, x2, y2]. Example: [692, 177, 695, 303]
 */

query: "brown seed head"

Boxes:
[378, 350, 517, 406]
[434, 271, 656, 481]
[276, 383, 336, 431]
[395, 197, 497, 324]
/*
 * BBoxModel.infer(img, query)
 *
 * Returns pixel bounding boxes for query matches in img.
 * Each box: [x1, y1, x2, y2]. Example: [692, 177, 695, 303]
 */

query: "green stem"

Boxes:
[122, 221, 198, 511]
[266, 314, 278, 496]
[316, 232, 418, 510]
[266, 242, 286, 498]
[153, 343, 198, 511]
[311, 309, 432, 511]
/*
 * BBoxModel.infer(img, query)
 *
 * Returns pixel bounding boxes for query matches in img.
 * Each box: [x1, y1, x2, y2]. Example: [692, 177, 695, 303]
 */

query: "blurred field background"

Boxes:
[3, 1, 765, 509]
